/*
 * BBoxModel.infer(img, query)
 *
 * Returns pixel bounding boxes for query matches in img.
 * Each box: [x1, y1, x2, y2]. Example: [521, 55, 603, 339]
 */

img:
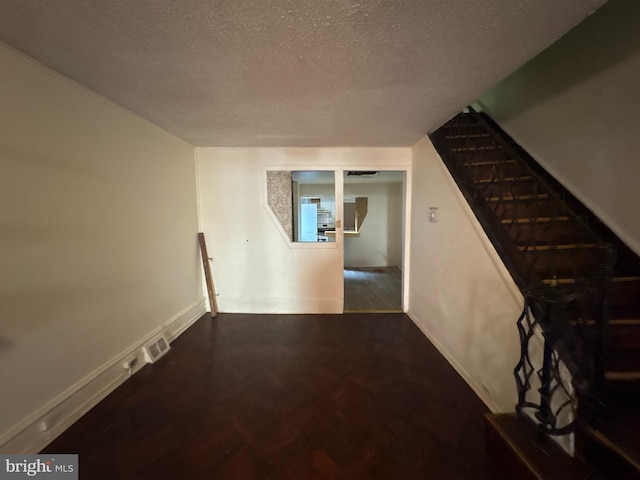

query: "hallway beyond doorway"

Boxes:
[343, 266, 402, 312]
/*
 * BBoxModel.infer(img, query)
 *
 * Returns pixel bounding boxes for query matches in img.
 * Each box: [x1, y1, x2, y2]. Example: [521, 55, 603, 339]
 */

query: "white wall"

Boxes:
[408, 138, 522, 412]
[477, 0, 640, 256]
[196, 148, 411, 314]
[0, 44, 204, 452]
[344, 182, 403, 268]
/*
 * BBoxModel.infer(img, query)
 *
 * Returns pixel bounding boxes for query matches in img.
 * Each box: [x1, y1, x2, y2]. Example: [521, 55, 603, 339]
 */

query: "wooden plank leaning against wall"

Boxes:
[198, 232, 218, 317]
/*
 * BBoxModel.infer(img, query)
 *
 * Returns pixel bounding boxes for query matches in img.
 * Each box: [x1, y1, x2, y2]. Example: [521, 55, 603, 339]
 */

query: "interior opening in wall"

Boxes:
[343, 171, 405, 312]
[291, 171, 336, 243]
[266, 170, 337, 243]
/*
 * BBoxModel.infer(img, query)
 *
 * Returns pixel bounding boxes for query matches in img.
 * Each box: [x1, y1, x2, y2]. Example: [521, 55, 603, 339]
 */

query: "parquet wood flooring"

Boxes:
[42, 313, 500, 479]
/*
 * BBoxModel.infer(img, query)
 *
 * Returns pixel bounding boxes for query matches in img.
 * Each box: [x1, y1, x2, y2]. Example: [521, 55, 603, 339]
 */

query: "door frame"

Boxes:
[337, 167, 412, 312]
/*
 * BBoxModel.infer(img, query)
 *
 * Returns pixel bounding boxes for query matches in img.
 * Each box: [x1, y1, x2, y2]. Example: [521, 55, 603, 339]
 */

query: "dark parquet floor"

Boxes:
[42, 313, 500, 479]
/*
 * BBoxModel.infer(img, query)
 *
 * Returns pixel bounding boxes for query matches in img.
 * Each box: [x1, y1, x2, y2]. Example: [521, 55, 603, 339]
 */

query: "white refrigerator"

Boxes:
[299, 203, 318, 242]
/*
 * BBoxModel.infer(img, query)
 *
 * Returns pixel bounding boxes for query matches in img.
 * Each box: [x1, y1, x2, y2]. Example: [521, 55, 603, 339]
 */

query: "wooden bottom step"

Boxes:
[485, 413, 592, 480]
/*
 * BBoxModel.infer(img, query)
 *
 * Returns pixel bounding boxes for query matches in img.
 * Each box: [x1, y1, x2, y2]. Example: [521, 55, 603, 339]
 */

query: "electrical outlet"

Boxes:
[123, 358, 138, 370]
[123, 356, 140, 375]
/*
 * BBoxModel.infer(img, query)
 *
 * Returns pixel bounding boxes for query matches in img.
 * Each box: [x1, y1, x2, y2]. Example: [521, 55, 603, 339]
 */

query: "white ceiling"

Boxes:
[0, 0, 606, 147]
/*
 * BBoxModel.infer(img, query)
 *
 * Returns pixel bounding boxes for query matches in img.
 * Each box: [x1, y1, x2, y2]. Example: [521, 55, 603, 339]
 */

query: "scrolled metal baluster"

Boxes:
[515, 288, 584, 435]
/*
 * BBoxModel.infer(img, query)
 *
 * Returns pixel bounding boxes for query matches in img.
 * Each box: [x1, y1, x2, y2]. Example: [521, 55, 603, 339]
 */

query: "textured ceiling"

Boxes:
[0, 0, 606, 147]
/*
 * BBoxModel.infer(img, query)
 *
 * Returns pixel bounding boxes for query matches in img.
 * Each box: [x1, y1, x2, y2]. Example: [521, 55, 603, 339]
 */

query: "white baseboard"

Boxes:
[163, 299, 208, 342]
[407, 311, 577, 456]
[0, 298, 207, 454]
[406, 310, 502, 414]
[218, 296, 343, 314]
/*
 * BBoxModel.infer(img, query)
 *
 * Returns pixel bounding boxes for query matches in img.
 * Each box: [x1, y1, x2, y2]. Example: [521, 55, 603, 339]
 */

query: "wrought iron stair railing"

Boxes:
[429, 107, 616, 435]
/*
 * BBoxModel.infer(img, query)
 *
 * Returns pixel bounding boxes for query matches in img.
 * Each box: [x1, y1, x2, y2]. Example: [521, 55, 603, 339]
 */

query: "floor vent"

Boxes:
[143, 335, 170, 363]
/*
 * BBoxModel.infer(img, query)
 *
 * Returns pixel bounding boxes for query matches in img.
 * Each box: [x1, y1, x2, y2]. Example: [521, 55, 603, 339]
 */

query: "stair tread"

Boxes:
[570, 319, 640, 331]
[544, 277, 636, 285]
[542, 277, 580, 286]
[504, 216, 571, 225]
[543, 278, 637, 284]
[487, 193, 550, 201]
[445, 133, 491, 139]
[463, 159, 517, 166]
[517, 243, 600, 251]
[612, 276, 640, 283]
[451, 145, 503, 151]
[476, 176, 532, 184]
[610, 318, 640, 326]
[605, 371, 640, 381]
[538, 273, 607, 285]
[493, 200, 556, 207]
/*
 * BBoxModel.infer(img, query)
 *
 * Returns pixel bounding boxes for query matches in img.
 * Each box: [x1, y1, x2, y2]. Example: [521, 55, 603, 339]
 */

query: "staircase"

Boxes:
[429, 108, 640, 479]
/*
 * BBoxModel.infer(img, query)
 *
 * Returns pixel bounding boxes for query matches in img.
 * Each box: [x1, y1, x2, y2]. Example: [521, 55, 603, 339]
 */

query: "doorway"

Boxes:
[342, 171, 405, 312]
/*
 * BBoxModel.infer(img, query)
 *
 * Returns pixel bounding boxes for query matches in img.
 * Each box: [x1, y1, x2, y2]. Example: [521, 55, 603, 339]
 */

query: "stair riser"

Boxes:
[608, 281, 640, 307]
[576, 324, 640, 352]
[446, 136, 500, 150]
[451, 148, 511, 163]
[609, 325, 640, 351]
[492, 201, 564, 220]
[506, 222, 582, 245]
[465, 163, 524, 180]
[478, 180, 544, 199]
[521, 249, 609, 279]
[607, 351, 640, 372]
[441, 124, 485, 136]
[615, 247, 640, 276]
